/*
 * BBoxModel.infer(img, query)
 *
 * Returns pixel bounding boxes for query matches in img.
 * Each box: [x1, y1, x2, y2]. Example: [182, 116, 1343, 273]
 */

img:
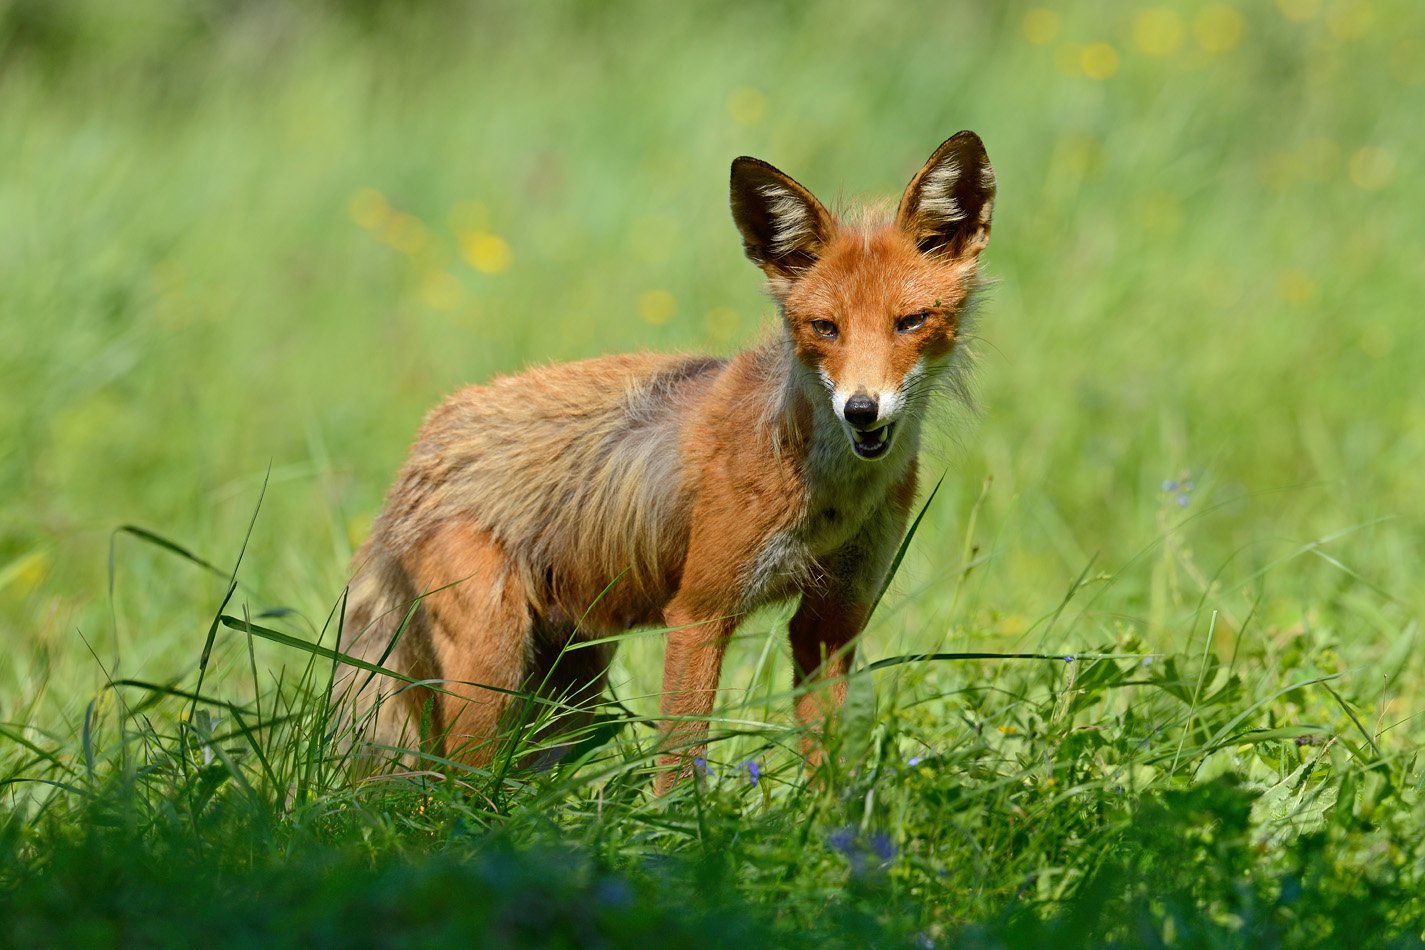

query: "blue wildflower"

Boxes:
[1162, 480, 1179, 492]
[907, 756, 923, 767]
[693, 757, 709, 777]
[869, 831, 896, 863]
[1176, 493, 1190, 507]
[1063, 654, 1075, 663]
[591, 878, 633, 907]
[745, 760, 761, 785]
[827, 827, 896, 876]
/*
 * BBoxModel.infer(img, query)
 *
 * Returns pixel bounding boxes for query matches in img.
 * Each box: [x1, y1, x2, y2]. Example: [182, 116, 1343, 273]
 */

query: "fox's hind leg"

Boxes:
[405, 520, 535, 768]
[521, 624, 616, 767]
[334, 553, 441, 774]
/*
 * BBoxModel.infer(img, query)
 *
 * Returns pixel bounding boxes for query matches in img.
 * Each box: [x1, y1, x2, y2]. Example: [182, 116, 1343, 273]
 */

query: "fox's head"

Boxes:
[730, 132, 995, 461]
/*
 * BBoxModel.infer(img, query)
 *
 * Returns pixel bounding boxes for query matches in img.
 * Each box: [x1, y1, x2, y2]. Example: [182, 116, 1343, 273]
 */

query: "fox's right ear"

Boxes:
[729, 157, 834, 280]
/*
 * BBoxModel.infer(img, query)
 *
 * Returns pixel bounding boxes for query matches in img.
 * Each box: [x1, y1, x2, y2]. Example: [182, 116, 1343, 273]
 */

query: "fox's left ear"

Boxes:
[896, 131, 996, 259]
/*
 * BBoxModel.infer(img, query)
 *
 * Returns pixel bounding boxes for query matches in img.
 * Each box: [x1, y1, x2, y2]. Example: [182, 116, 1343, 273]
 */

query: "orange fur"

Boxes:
[332, 133, 997, 791]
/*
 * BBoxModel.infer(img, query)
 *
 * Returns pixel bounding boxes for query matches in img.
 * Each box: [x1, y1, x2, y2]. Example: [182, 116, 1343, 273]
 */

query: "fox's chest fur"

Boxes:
[734, 384, 921, 608]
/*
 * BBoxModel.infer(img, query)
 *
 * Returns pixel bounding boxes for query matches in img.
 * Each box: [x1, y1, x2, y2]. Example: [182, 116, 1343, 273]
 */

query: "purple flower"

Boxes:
[693, 757, 709, 777]
[1162, 480, 1179, 492]
[827, 827, 856, 856]
[826, 827, 896, 875]
[869, 831, 896, 863]
[1063, 654, 1075, 663]
[591, 878, 633, 907]
[1176, 493, 1190, 507]
[745, 760, 761, 785]
[907, 756, 923, 767]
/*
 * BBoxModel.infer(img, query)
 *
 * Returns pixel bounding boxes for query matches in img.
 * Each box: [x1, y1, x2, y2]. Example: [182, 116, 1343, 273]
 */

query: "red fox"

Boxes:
[334, 132, 996, 792]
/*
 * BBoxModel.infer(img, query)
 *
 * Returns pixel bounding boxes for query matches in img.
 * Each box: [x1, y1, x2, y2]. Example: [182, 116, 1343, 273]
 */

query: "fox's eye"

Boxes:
[810, 320, 839, 339]
[896, 311, 930, 333]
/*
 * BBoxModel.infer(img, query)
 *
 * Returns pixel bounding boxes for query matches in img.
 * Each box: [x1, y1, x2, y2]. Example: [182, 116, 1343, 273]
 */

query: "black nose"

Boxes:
[843, 394, 879, 427]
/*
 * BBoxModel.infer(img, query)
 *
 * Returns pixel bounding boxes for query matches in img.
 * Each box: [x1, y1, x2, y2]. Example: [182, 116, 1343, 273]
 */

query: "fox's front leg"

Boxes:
[789, 493, 913, 768]
[654, 601, 738, 794]
[788, 585, 869, 767]
[653, 489, 772, 794]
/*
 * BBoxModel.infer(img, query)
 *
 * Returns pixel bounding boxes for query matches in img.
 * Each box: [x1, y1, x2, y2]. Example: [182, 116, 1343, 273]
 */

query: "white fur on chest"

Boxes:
[739, 401, 917, 609]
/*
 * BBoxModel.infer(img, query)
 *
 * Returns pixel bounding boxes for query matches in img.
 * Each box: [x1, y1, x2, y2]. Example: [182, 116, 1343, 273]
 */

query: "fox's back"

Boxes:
[364, 351, 725, 624]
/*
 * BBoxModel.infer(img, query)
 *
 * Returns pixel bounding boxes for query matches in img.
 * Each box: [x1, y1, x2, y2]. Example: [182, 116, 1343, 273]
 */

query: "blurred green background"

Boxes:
[1, 0, 1421, 732]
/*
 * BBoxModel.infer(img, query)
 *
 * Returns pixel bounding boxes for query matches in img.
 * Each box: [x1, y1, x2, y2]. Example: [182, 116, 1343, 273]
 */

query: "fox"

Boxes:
[333, 132, 996, 793]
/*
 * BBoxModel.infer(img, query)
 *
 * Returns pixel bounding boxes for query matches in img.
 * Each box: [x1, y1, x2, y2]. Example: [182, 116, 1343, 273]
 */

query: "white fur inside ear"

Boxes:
[976, 166, 997, 227]
[759, 182, 817, 257]
[916, 159, 966, 225]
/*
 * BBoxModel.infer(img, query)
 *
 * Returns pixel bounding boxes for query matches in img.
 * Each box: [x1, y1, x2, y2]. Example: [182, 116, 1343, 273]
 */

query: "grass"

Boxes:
[3, 0, 1424, 944]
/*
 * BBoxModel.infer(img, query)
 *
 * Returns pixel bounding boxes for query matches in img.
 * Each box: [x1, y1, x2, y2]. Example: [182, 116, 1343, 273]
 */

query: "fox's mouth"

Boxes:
[849, 422, 895, 460]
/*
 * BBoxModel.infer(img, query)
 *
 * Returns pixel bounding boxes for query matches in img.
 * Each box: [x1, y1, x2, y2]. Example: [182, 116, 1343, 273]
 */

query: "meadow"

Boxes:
[2, 0, 1423, 944]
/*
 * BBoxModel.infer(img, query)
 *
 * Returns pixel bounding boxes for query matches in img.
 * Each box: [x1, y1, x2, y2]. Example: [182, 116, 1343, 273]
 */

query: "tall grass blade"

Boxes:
[867, 470, 945, 622]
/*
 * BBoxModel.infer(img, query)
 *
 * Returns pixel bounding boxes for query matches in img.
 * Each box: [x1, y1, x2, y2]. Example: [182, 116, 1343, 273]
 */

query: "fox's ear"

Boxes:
[896, 131, 996, 259]
[729, 157, 834, 278]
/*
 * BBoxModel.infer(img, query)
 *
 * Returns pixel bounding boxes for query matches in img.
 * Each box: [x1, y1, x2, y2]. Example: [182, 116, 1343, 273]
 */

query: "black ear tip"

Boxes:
[730, 155, 777, 183]
[943, 130, 983, 150]
[944, 130, 989, 161]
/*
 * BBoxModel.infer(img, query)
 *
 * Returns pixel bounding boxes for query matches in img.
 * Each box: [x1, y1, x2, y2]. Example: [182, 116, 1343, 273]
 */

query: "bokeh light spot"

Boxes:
[1359, 323, 1393, 359]
[1390, 39, 1425, 85]
[1133, 9, 1183, 56]
[1275, 0, 1321, 22]
[1348, 146, 1395, 190]
[1055, 135, 1105, 179]
[346, 513, 374, 551]
[1327, 1, 1374, 40]
[348, 188, 389, 231]
[703, 305, 739, 343]
[1194, 4, 1245, 53]
[639, 289, 676, 325]
[1141, 190, 1183, 237]
[1021, 8, 1058, 45]
[1276, 269, 1319, 305]
[461, 232, 513, 274]
[0, 551, 50, 598]
[420, 271, 464, 311]
[1080, 43, 1119, 79]
[381, 212, 429, 256]
[727, 86, 766, 126]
